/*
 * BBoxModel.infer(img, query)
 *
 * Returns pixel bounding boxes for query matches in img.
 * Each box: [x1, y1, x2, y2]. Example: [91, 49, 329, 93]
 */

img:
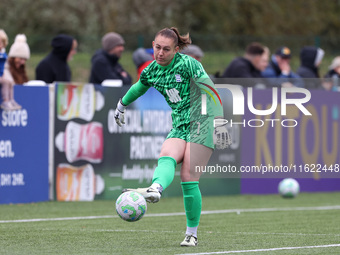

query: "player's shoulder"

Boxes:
[176, 53, 202, 69]
[177, 52, 196, 63]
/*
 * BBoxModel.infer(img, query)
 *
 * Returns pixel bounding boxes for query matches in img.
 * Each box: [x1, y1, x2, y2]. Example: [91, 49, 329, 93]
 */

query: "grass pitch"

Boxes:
[1, 192, 340, 255]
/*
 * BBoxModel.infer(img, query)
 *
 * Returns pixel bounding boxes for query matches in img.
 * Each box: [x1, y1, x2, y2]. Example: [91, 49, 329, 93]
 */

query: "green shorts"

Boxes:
[166, 116, 215, 149]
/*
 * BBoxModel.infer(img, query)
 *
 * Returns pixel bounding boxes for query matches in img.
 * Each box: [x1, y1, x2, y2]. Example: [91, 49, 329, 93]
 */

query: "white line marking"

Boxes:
[200, 205, 340, 215]
[0, 205, 339, 224]
[175, 244, 340, 255]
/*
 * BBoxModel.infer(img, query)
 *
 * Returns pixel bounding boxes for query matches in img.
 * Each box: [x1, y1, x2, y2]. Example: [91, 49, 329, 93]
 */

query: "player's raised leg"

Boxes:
[180, 142, 213, 247]
[123, 138, 186, 203]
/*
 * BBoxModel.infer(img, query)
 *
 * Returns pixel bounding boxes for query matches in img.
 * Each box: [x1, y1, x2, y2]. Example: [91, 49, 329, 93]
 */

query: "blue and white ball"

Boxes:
[116, 191, 147, 222]
[278, 178, 300, 198]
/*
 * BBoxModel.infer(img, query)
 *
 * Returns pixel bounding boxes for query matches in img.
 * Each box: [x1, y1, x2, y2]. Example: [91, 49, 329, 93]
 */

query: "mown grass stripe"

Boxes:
[0, 205, 339, 224]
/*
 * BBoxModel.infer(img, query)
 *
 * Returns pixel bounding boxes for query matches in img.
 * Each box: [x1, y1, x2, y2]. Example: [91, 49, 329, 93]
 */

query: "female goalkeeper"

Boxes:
[114, 27, 230, 247]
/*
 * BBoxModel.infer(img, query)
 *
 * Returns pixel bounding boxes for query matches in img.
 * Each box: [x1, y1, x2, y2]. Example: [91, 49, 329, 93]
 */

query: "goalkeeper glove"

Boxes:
[114, 98, 126, 127]
[213, 117, 232, 150]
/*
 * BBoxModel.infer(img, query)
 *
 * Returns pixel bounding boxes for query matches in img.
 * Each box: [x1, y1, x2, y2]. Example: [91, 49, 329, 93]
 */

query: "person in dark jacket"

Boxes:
[221, 42, 269, 87]
[296, 46, 324, 89]
[89, 32, 132, 85]
[35, 34, 77, 83]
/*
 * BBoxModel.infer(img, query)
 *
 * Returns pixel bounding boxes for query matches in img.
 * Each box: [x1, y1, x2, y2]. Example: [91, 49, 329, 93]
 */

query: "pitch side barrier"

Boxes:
[1, 78, 340, 203]
[201, 78, 340, 194]
[0, 84, 51, 204]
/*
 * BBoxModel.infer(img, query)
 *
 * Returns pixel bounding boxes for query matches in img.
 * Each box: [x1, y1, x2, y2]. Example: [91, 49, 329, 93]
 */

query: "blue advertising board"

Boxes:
[239, 89, 340, 193]
[0, 86, 49, 204]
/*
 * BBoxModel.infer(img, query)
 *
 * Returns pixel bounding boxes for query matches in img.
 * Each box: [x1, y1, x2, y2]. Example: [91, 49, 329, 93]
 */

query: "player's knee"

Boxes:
[159, 151, 183, 163]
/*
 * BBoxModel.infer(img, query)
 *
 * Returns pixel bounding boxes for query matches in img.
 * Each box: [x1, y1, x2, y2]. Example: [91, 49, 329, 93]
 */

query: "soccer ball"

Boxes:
[278, 178, 300, 198]
[115, 191, 147, 222]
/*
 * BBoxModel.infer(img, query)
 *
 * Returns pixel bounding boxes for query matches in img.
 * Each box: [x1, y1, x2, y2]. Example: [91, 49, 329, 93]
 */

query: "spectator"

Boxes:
[262, 46, 303, 87]
[132, 48, 153, 80]
[181, 44, 223, 79]
[1, 33, 30, 110]
[258, 46, 270, 72]
[181, 44, 204, 62]
[296, 46, 324, 89]
[221, 42, 269, 87]
[6, 34, 30, 84]
[322, 56, 340, 91]
[0, 29, 17, 111]
[89, 32, 132, 85]
[35, 34, 77, 83]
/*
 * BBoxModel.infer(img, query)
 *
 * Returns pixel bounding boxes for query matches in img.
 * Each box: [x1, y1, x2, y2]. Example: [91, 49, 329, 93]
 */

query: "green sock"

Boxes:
[152, 156, 177, 190]
[181, 181, 202, 228]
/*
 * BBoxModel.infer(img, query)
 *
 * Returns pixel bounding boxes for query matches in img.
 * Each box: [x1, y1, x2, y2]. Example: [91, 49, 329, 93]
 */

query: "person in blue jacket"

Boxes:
[262, 46, 303, 88]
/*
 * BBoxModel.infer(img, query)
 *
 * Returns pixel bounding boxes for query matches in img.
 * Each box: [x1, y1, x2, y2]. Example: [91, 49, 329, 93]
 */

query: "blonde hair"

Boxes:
[0, 29, 8, 48]
[155, 27, 191, 51]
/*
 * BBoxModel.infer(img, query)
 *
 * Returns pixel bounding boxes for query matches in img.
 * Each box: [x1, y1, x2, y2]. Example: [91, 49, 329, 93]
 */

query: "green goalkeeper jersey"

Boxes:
[122, 53, 223, 127]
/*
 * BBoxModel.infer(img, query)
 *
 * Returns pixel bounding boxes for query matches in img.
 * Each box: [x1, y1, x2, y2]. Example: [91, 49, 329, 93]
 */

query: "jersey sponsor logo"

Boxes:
[166, 88, 182, 103]
[175, 74, 182, 82]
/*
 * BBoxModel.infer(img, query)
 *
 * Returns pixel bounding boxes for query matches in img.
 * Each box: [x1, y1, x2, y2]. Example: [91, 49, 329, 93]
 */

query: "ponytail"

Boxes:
[155, 27, 191, 50]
